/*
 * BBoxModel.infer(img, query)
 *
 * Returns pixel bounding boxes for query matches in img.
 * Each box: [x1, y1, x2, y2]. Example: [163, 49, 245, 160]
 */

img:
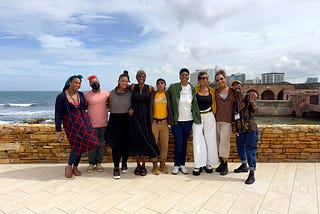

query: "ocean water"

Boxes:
[0, 91, 319, 125]
[0, 91, 59, 124]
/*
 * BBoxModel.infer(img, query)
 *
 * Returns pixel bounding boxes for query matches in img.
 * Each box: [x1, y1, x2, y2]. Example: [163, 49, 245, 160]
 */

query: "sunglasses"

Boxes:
[215, 77, 224, 82]
[157, 81, 165, 85]
[198, 76, 207, 81]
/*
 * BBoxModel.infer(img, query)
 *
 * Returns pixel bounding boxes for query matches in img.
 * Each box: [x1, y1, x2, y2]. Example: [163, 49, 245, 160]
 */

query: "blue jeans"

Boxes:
[172, 120, 193, 166]
[236, 130, 258, 170]
[68, 150, 82, 166]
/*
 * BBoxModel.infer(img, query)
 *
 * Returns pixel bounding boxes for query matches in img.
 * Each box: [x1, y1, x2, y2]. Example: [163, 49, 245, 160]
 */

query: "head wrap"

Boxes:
[65, 75, 83, 86]
[156, 78, 166, 84]
[231, 80, 242, 86]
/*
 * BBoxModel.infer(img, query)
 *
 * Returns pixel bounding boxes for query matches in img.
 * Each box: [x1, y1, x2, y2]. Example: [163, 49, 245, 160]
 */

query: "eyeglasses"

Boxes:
[198, 76, 207, 81]
[157, 81, 165, 85]
[215, 77, 224, 82]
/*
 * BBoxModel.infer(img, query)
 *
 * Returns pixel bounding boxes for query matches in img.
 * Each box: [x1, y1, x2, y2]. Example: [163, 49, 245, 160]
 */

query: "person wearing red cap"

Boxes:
[84, 75, 110, 173]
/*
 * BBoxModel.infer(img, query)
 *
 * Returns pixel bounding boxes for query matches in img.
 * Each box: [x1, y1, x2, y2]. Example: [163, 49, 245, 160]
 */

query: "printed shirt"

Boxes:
[153, 92, 168, 119]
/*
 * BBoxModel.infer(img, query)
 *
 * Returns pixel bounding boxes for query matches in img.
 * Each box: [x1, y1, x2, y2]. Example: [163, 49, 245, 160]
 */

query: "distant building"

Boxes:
[305, 77, 318, 83]
[246, 78, 261, 84]
[227, 73, 245, 85]
[261, 72, 285, 84]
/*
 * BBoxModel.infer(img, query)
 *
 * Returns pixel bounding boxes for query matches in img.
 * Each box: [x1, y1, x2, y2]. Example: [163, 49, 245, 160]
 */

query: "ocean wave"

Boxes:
[7, 103, 35, 107]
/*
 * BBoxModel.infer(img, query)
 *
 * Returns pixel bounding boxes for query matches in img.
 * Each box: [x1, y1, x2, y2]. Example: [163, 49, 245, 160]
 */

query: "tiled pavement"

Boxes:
[0, 162, 319, 214]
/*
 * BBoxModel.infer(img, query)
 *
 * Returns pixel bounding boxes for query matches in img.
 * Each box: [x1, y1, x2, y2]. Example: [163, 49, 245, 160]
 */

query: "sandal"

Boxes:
[140, 167, 147, 176]
[134, 165, 141, 175]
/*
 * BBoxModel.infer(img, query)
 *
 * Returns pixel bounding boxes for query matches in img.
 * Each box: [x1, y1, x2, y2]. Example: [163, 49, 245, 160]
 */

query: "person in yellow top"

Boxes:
[149, 78, 173, 175]
[192, 71, 219, 176]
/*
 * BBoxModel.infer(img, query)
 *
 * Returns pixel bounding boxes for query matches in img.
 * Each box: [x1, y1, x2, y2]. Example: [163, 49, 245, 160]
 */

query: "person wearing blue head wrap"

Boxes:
[55, 74, 99, 178]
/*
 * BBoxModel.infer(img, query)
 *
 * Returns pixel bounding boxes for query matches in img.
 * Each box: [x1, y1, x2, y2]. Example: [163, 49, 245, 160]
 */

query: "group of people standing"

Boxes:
[55, 68, 258, 185]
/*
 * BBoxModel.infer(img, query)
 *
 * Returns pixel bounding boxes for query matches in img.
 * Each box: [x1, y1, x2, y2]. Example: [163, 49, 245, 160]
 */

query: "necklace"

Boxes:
[68, 90, 80, 108]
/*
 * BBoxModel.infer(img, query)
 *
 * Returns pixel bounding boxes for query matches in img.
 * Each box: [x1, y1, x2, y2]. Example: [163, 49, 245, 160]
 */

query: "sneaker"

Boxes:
[171, 166, 179, 175]
[192, 167, 202, 176]
[97, 163, 103, 172]
[121, 164, 128, 173]
[179, 165, 189, 174]
[204, 165, 213, 173]
[113, 168, 120, 179]
[87, 164, 94, 173]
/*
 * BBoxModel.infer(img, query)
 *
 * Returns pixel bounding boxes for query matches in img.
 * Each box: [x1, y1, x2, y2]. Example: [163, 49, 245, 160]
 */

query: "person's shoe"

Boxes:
[65, 165, 72, 178]
[171, 166, 179, 175]
[134, 165, 141, 176]
[140, 167, 147, 176]
[245, 170, 255, 185]
[87, 164, 94, 173]
[215, 158, 224, 172]
[234, 163, 249, 173]
[113, 168, 120, 179]
[121, 164, 128, 173]
[72, 166, 81, 176]
[204, 165, 213, 173]
[159, 161, 169, 174]
[220, 161, 228, 176]
[152, 162, 161, 175]
[97, 163, 104, 172]
[179, 165, 189, 174]
[192, 167, 202, 176]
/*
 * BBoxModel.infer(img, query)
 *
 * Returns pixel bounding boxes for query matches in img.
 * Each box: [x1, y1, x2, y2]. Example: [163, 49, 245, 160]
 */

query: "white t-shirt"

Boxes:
[178, 84, 193, 121]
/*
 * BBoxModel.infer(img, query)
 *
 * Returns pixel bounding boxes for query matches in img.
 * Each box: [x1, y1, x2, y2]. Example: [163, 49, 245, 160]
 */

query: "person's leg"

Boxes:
[159, 121, 169, 174]
[172, 122, 183, 167]
[152, 121, 161, 175]
[141, 156, 147, 176]
[179, 120, 193, 174]
[218, 122, 232, 176]
[203, 113, 218, 168]
[192, 122, 206, 168]
[72, 152, 82, 176]
[245, 130, 258, 184]
[96, 127, 106, 172]
[234, 133, 249, 173]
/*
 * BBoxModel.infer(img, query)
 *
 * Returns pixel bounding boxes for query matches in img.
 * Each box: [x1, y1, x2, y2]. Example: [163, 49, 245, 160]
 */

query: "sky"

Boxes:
[0, 0, 319, 91]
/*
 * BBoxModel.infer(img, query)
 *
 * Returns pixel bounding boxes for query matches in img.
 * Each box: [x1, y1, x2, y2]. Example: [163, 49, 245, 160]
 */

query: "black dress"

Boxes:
[129, 84, 159, 158]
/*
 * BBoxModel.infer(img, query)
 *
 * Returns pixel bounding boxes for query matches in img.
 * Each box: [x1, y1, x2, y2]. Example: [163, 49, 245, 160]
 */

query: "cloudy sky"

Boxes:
[0, 0, 319, 91]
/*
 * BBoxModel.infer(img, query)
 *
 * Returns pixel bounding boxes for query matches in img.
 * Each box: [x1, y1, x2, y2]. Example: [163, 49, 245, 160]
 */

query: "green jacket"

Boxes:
[167, 82, 201, 125]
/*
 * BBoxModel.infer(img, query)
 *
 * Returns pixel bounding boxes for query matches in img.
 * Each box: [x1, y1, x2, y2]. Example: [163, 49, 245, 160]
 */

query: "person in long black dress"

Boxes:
[129, 70, 159, 176]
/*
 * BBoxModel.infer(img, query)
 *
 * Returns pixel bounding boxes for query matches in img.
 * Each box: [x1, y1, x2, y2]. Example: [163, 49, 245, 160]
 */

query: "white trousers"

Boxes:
[192, 112, 219, 168]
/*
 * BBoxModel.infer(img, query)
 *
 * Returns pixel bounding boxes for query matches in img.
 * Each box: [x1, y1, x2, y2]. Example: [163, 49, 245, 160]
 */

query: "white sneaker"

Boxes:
[171, 166, 179, 175]
[87, 164, 94, 173]
[97, 163, 103, 172]
[179, 165, 189, 174]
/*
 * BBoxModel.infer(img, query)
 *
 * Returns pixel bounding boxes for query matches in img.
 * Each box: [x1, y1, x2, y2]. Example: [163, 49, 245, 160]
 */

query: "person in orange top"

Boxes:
[84, 75, 110, 173]
[149, 78, 173, 175]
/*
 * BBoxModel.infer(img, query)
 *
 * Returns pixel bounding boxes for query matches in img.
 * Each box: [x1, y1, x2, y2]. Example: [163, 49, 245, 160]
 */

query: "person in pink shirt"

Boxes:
[84, 75, 110, 173]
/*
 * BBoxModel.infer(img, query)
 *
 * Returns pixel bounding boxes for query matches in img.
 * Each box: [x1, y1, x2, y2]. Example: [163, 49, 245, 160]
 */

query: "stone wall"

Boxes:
[0, 124, 319, 164]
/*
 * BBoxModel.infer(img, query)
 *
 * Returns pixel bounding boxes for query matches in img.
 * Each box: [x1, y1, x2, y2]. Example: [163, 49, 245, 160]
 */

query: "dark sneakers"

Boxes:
[204, 165, 213, 173]
[234, 163, 249, 173]
[220, 162, 228, 176]
[113, 168, 120, 179]
[245, 170, 255, 184]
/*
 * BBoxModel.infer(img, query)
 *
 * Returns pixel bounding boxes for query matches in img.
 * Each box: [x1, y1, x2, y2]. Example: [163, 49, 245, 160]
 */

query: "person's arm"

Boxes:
[54, 93, 64, 141]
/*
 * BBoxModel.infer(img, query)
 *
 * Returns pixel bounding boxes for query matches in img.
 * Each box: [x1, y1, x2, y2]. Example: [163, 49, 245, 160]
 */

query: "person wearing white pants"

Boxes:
[192, 71, 219, 176]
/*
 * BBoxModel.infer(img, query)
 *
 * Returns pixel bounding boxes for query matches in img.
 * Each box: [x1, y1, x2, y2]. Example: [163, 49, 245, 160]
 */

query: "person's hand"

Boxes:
[249, 91, 257, 102]
[128, 108, 134, 116]
[56, 132, 62, 142]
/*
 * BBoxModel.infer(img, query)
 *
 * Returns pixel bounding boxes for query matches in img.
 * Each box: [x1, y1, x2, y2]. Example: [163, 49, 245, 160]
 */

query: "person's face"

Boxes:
[136, 73, 146, 84]
[118, 76, 129, 89]
[198, 74, 208, 86]
[215, 75, 227, 88]
[179, 72, 189, 83]
[232, 83, 242, 93]
[89, 78, 99, 87]
[249, 91, 257, 100]
[69, 77, 81, 91]
[156, 81, 166, 91]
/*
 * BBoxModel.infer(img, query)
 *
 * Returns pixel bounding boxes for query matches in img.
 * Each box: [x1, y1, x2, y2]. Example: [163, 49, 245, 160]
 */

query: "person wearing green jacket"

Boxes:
[167, 68, 201, 175]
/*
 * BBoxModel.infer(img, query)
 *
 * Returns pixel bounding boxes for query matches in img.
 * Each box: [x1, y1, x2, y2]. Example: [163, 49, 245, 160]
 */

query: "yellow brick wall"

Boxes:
[0, 124, 319, 163]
